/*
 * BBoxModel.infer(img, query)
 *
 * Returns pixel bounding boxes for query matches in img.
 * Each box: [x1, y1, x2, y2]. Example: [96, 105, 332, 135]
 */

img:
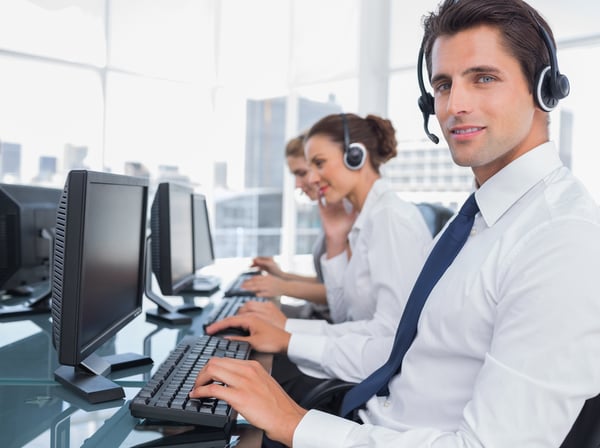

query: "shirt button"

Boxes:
[383, 399, 391, 407]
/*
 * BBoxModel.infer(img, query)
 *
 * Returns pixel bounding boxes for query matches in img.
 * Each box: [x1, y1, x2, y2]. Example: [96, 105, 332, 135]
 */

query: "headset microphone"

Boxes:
[417, 44, 439, 144]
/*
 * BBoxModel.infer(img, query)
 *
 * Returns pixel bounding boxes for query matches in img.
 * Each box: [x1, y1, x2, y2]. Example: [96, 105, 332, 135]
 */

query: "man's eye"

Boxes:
[435, 82, 450, 92]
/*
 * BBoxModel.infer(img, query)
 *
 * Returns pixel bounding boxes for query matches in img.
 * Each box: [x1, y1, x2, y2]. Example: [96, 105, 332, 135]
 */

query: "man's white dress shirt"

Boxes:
[293, 143, 600, 447]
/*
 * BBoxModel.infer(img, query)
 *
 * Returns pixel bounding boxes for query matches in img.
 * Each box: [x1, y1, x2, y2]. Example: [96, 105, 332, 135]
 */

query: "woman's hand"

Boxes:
[241, 274, 285, 299]
[251, 256, 285, 278]
[319, 199, 358, 257]
[237, 300, 287, 328]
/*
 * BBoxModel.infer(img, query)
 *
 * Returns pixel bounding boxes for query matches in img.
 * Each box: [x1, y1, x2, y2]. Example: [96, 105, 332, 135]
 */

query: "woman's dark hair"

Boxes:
[421, 0, 555, 95]
[306, 113, 397, 173]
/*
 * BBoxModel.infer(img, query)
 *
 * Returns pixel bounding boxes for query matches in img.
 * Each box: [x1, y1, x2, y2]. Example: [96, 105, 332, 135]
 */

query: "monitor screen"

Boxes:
[150, 182, 194, 295]
[0, 183, 61, 294]
[52, 170, 151, 403]
[192, 193, 215, 271]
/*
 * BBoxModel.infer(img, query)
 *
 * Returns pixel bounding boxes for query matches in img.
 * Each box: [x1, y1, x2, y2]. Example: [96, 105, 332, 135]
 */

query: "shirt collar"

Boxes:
[352, 178, 389, 231]
[475, 142, 564, 227]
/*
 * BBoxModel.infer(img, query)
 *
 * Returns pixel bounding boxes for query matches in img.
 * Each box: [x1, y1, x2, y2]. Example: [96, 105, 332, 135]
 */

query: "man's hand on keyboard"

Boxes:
[190, 357, 307, 447]
[237, 300, 287, 328]
[204, 314, 291, 354]
[241, 274, 284, 298]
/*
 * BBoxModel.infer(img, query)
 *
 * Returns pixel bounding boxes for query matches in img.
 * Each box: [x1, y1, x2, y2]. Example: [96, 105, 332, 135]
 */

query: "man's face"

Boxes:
[431, 25, 546, 185]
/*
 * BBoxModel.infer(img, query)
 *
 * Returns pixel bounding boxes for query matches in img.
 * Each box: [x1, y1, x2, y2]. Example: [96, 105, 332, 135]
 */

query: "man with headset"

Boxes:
[191, 0, 600, 446]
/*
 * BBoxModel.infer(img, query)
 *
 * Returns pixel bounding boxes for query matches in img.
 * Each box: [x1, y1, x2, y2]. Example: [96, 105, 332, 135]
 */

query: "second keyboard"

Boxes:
[203, 295, 268, 329]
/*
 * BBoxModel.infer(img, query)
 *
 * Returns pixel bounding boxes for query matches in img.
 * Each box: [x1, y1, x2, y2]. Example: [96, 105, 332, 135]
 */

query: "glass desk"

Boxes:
[0, 272, 270, 448]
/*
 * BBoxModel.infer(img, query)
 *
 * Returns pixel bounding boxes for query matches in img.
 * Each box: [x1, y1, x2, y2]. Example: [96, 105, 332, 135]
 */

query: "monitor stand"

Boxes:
[0, 228, 54, 318]
[54, 352, 152, 404]
[179, 274, 221, 295]
[144, 237, 203, 325]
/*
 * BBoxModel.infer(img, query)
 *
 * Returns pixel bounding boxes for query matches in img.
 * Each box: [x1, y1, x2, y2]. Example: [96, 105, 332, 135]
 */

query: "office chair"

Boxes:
[298, 378, 357, 413]
[415, 202, 454, 236]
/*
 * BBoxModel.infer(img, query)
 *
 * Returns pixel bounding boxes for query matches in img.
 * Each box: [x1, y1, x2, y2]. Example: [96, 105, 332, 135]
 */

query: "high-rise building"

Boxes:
[157, 164, 191, 186]
[214, 161, 227, 189]
[0, 141, 22, 182]
[382, 143, 473, 211]
[212, 96, 341, 257]
[244, 96, 342, 189]
[125, 161, 151, 179]
[63, 144, 88, 172]
[32, 156, 58, 183]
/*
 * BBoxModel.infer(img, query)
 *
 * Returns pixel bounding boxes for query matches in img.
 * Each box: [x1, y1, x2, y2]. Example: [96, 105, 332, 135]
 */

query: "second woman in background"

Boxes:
[226, 113, 433, 398]
[242, 133, 332, 321]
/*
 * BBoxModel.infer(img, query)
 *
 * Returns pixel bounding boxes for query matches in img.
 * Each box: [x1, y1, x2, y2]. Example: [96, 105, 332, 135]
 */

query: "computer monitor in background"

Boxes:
[52, 170, 152, 404]
[145, 182, 203, 324]
[179, 193, 221, 294]
[0, 183, 61, 317]
[192, 193, 215, 272]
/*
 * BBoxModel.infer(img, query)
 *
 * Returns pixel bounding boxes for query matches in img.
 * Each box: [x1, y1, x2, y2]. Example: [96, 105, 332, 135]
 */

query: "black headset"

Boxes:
[340, 113, 367, 170]
[417, 18, 570, 144]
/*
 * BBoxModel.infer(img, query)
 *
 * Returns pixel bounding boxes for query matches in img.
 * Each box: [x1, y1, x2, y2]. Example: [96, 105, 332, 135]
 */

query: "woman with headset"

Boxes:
[241, 133, 334, 321]
[229, 113, 433, 401]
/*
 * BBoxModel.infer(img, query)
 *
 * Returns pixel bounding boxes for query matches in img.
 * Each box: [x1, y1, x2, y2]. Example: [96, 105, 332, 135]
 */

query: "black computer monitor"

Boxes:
[151, 182, 195, 295]
[178, 193, 221, 294]
[0, 183, 60, 317]
[192, 193, 215, 271]
[51, 170, 152, 404]
[145, 182, 203, 324]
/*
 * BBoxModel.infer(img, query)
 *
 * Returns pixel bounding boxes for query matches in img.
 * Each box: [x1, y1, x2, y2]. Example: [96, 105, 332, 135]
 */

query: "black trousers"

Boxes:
[271, 353, 343, 414]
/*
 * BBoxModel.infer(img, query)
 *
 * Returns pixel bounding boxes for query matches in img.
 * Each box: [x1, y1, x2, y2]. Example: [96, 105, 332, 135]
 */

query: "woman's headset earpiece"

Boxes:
[340, 113, 367, 170]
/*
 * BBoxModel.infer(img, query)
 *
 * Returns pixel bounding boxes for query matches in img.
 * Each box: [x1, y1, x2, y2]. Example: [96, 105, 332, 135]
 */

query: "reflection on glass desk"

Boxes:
[0, 277, 269, 448]
[0, 383, 261, 448]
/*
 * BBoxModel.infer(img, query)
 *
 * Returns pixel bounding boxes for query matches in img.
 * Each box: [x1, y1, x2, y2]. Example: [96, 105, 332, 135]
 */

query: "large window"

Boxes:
[1, 0, 599, 269]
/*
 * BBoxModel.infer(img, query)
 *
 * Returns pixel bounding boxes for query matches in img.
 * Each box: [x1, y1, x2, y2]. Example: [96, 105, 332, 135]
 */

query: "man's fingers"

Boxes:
[205, 315, 250, 334]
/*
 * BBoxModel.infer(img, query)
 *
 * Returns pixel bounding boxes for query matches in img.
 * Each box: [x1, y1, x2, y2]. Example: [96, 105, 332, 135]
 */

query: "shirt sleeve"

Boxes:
[285, 318, 328, 334]
[320, 251, 350, 324]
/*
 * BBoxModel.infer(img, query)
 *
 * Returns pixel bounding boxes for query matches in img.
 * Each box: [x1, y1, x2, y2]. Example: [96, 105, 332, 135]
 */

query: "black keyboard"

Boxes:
[129, 335, 251, 427]
[222, 271, 261, 297]
[203, 296, 268, 329]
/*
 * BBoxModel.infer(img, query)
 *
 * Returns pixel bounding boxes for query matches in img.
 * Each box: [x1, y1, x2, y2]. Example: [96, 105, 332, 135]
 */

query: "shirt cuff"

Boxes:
[285, 318, 327, 334]
[288, 333, 327, 371]
[320, 251, 348, 288]
[293, 409, 356, 448]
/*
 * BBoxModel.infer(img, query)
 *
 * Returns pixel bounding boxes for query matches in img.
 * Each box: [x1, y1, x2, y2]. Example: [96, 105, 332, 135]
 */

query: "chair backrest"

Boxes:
[560, 394, 600, 447]
[415, 202, 454, 237]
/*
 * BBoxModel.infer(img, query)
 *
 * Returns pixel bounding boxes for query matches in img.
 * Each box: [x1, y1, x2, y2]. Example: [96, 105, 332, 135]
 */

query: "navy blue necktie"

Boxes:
[340, 193, 480, 418]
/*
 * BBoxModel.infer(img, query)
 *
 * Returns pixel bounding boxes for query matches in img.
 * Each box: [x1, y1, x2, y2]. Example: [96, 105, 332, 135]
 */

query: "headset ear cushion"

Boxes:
[418, 92, 435, 116]
[555, 73, 570, 100]
[344, 142, 366, 170]
[535, 66, 558, 112]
